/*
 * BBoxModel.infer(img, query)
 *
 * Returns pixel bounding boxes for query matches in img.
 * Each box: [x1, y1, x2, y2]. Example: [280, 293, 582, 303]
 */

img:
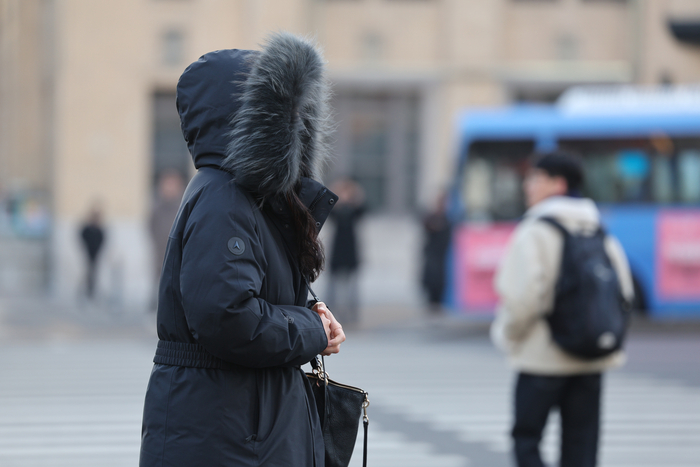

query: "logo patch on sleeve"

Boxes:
[227, 237, 246, 256]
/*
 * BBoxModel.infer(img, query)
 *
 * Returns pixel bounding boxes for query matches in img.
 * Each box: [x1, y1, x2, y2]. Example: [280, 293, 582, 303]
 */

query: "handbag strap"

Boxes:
[363, 415, 369, 467]
[305, 278, 321, 304]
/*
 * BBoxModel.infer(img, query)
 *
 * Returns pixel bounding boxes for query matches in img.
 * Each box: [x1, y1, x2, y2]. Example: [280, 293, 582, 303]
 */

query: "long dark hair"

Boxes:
[286, 189, 325, 282]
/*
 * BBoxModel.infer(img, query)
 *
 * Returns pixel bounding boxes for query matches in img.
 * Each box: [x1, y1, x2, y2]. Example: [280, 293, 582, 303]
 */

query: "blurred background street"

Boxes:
[1, 302, 699, 467]
[4, 0, 700, 466]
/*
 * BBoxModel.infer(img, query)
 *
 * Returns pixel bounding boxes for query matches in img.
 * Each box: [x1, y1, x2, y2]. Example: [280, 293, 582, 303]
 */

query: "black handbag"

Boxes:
[306, 355, 369, 467]
[304, 283, 369, 467]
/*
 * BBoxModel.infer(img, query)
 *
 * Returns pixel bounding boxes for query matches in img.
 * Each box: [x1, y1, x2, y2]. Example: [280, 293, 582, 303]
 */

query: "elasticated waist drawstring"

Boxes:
[154, 340, 241, 370]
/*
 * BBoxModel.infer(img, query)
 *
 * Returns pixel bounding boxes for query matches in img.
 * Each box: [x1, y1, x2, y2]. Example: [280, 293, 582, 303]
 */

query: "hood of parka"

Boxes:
[176, 33, 332, 198]
[176, 48, 257, 170]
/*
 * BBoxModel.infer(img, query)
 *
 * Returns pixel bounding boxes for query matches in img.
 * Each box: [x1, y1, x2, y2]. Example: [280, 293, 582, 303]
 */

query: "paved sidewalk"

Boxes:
[0, 296, 156, 342]
[3, 294, 699, 390]
[1, 295, 699, 467]
[2, 293, 700, 340]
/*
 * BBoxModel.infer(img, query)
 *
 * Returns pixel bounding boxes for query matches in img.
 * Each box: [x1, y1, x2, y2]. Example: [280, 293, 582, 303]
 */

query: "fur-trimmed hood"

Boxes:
[176, 33, 332, 197]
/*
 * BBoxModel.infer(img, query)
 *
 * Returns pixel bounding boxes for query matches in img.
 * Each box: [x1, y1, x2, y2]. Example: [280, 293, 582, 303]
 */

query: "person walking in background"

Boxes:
[79, 205, 105, 299]
[491, 153, 635, 467]
[148, 169, 184, 307]
[140, 33, 345, 467]
[421, 191, 452, 313]
[327, 177, 365, 325]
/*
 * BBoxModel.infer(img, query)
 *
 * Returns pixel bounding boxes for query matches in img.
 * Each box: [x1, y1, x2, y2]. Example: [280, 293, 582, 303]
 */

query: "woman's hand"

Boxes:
[319, 311, 332, 347]
[312, 302, 346, 356]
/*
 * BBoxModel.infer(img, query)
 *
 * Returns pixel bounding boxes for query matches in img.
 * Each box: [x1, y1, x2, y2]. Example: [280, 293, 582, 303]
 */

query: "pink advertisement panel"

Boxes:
[657, 211, 700, 300]
[455, 223, 517, 311]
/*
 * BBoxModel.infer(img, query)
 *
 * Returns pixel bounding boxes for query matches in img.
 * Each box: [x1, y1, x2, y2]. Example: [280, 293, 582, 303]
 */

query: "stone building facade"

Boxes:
[1, 0, 699, 307]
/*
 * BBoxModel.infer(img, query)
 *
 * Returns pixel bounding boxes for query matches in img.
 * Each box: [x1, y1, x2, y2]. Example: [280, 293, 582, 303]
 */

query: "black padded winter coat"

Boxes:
[140, 35, 337, 467]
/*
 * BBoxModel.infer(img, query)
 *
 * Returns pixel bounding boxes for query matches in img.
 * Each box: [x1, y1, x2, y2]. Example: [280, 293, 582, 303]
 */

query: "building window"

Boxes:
[152, 92, 190, 188]
[556, 34, 579, 61]
[512, 87, 565, 103]
[162, 29, 185, 67]
[361, 31, 384, 63]
[330, 92, 419, 213]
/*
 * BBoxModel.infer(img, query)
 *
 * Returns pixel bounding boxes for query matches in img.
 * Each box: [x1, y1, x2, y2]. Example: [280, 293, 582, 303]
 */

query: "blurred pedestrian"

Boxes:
[327, 177, 365, 325]
[148, 169, 184, 304]
[421, 191, 452, 313]
[79, 205, 105, 299]
[490, 153, 635, 467]
[140, 33, 345, 467]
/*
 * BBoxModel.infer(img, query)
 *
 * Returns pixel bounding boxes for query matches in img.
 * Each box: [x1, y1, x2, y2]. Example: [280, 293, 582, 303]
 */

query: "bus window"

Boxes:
[617, 150, 651, 202]
[463, 158, 492, 220]
[653, 156, 675, 203]
[460, 140, 534, 221]
[463, 138, 700, 211]
[583, 149, 655, 203]
[585, 154, 618, 203]
[679, 150, 700, 203]
[561, 138, 700, 204]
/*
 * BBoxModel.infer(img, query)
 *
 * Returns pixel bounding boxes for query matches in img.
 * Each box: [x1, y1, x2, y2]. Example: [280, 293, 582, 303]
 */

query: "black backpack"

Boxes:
[541, 217, 631, 360]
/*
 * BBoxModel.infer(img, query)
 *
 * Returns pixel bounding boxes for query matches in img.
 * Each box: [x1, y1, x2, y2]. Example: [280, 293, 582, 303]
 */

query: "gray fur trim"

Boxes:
[223, 32, 333, 197]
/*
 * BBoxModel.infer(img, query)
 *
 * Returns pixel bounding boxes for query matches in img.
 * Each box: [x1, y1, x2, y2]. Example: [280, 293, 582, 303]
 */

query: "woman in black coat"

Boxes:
[139, 33, 345, 467]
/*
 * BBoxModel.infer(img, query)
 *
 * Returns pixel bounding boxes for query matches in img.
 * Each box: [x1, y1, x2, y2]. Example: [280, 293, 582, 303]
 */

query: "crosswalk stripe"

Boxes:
[0, 342, 150, 467]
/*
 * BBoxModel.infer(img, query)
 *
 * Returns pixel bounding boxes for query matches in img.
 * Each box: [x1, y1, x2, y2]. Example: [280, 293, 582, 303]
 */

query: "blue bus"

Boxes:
[449, 86, 700, 320]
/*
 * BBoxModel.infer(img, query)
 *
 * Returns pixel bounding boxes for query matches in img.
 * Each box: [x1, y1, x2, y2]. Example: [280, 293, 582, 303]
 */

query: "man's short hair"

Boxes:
[533, 152, 584, 195]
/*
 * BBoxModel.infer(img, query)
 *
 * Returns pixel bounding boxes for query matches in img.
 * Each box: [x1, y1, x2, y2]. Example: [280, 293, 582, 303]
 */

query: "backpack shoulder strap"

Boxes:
[539, 216, 570, 237]
[595, 223, 607, 237]
[541, 216, 609, 239]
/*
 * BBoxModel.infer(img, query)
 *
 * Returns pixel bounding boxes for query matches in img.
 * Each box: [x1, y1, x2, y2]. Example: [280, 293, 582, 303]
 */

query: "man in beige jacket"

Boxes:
[491, 153, 634, 467]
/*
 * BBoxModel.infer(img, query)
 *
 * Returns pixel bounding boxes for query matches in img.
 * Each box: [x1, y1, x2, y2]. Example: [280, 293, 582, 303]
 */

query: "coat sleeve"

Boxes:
[490, 221, 560, 352]
[179, 183, 328, 368]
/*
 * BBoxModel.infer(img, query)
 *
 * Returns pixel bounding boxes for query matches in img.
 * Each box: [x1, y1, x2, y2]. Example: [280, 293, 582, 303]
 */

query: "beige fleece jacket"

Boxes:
[490, 196, 634, 375]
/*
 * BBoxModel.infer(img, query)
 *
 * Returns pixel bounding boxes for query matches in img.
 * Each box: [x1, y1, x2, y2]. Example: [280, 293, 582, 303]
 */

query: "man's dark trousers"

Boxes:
[512, 372, 602, 467]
